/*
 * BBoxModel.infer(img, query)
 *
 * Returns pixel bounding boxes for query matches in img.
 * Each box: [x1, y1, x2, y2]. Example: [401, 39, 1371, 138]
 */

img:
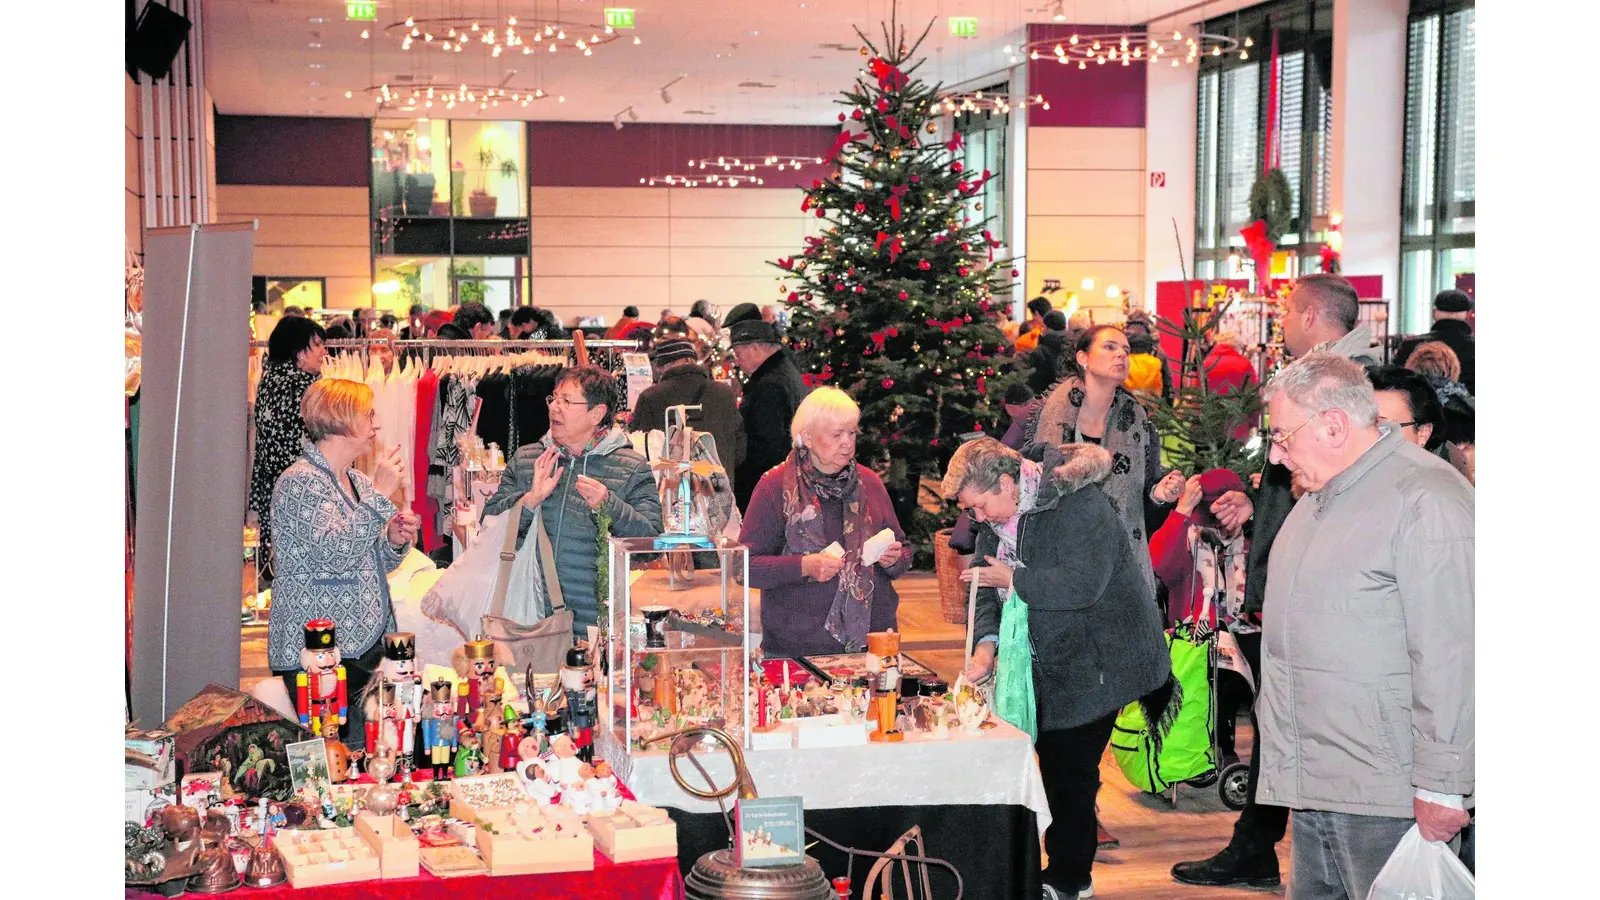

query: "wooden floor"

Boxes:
[239, 572, 1289, 897]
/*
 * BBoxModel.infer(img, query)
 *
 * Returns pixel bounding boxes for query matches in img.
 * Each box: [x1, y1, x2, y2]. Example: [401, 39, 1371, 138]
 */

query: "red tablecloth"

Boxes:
[208, 854, 682, 899]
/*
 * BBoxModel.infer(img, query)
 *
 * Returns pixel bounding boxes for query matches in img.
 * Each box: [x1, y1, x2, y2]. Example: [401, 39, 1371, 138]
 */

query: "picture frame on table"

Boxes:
[734, 796, 806, 869]
[285, 739, 331, 796]
[799, 653, 937, 683]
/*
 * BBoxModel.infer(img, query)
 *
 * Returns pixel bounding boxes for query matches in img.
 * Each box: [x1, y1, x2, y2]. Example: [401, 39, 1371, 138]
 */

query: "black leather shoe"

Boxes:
[1171, 846, 1282, 889]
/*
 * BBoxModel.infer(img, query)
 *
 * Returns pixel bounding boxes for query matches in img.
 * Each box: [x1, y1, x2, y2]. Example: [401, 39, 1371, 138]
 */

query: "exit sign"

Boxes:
[345, 1, 376, 21]
[605, 8, 636, 29]
[949, 17, 978, 38]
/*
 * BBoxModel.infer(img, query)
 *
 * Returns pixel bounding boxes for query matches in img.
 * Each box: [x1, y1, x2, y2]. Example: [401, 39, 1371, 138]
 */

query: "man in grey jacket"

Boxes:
[484, 366, 661, 636]
[1255, 353, 1473, 899]
[1174, 273, 1385, 889]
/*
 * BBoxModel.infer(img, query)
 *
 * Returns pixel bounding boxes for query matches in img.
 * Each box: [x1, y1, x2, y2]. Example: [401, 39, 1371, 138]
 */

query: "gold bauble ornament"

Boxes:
[975, 202, 984, 211]
[889, 148, 902, 161]
[925, 121, 937, 134]
[860, 46, 870, 56]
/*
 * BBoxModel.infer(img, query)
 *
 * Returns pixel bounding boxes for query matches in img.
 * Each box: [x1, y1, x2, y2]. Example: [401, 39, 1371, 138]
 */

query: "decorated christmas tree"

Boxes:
[773, 18, 1019, 554]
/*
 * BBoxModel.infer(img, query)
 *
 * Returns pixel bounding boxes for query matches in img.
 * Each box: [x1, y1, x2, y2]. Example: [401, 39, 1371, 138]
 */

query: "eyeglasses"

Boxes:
[1268, 410, 1329, 448]
[1380, 418, 1418, 430]
[546, 394, 591, 409]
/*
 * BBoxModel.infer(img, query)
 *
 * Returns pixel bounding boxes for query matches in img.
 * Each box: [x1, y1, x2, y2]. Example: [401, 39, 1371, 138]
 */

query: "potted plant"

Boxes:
[469, 147, 500, 217]
[450, 161, 467, 216]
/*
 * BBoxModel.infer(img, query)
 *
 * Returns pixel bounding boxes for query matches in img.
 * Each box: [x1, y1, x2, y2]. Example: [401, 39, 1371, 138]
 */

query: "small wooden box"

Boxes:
[588, 808, 678, 863]
[355, 814, 420, 880]
[474, 808, 595, 876]
[447, 772, 529, 825]
[273, 827, 382, 888]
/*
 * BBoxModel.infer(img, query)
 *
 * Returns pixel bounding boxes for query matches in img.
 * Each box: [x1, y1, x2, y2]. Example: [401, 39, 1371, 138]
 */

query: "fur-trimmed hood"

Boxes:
[1020, 441, 1113, 512]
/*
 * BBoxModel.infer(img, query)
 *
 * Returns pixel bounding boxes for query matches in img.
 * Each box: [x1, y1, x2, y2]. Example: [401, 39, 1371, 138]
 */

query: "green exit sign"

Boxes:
[949, 16, 978, 38]
[605, 8, 636, 29]
[345, 1, 376, 21]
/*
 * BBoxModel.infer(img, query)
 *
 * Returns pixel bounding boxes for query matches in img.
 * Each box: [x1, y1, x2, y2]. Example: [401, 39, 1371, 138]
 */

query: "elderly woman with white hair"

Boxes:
[739, 387, 911, 658]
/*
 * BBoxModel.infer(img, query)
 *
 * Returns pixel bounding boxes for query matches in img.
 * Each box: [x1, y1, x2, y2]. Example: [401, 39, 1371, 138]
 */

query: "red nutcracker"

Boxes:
[501, 717, 525, 773]
[295, 619, 346, 736]
[454, 636, 497, 721]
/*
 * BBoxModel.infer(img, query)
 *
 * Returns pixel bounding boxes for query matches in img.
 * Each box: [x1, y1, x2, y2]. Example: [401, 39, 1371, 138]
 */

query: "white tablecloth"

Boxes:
[597, 719, 1051, 842]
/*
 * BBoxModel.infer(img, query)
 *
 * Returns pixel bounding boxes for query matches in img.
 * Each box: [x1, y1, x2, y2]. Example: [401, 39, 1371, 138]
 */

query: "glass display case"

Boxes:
[604, 537, 752, 753]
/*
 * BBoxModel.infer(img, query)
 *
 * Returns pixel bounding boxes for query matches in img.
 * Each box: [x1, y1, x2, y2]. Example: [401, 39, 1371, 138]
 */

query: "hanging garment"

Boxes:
[413, 367, 442, 553]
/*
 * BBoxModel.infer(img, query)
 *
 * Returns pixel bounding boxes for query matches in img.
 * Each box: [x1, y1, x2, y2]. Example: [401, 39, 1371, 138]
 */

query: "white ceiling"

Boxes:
[203, 0, 1236, 124]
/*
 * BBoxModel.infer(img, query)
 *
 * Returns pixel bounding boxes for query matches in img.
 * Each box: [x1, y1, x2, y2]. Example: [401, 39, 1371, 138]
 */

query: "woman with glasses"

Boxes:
[739, 387, 910, 659]
[483, 366, 661, 636]
[1027, 324, 1185, 602]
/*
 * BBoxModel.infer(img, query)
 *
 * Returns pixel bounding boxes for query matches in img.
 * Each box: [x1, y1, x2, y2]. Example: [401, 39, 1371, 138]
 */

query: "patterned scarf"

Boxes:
[780, 447, 874, 651]
[992, 459, 1043, 568]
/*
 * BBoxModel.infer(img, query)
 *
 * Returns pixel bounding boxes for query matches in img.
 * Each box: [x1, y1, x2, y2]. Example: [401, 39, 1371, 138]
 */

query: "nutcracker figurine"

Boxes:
[453, 636, 497, 721]
[453, 731, 485, 778]
[295, 620, 347, 735]
[374, 633, 423, 755]
[419, 679, 459, 781]
[363, 681, 402, 760]
[501, 717, 525, 774]
[560, 646, 598, 764]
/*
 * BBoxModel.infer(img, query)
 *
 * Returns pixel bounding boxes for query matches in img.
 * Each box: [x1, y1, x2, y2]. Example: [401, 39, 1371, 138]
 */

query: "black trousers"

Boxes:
[1215, 668, 1253, 760]
[1228, 631, 1290, 856]
[275, 639, 386, 742]
[1036, 710, 1119, 890]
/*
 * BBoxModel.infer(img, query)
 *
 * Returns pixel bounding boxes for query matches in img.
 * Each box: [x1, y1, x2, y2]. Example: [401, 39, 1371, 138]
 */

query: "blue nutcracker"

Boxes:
[419, 679, 459, 781]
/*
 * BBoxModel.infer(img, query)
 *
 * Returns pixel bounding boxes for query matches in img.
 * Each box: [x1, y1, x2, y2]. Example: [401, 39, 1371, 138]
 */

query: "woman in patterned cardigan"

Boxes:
[268, 379, 420, 737]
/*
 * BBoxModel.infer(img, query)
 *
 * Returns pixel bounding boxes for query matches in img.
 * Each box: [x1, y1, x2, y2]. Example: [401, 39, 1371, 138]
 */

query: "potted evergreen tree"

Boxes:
[1141, 296, 1265, 480]
[469, 147, 500, 217]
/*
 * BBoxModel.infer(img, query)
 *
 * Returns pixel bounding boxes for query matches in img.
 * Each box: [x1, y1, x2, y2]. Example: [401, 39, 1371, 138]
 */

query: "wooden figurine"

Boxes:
[294, 619, 347, 736]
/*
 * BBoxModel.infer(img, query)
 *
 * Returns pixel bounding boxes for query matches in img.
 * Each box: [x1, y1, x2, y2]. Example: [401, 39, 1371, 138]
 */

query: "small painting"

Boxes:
[285, 739, 331, 798]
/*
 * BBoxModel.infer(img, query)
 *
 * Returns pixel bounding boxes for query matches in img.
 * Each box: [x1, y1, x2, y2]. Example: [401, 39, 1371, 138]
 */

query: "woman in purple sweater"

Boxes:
[740, 387, 912, 658]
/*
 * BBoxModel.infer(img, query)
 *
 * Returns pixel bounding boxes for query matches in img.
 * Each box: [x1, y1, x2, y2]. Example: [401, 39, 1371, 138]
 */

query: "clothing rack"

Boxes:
[248, 336, 639, 370]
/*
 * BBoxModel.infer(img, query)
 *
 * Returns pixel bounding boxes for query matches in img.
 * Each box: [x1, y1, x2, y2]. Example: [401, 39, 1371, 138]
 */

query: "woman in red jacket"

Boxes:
[1149, 467, 1254, 769]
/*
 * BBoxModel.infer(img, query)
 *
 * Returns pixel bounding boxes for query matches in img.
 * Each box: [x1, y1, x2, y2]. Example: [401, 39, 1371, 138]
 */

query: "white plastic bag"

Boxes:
[1366, 825, 1475, 900]
[420, 509, 516, 640]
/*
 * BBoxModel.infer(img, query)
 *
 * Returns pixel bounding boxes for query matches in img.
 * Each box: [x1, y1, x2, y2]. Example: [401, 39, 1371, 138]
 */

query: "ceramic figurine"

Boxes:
[453, 731, 485, 778]
[453, 636, 497, 721]
[419, 679, 459, 781]
[295, 619, 347, 735]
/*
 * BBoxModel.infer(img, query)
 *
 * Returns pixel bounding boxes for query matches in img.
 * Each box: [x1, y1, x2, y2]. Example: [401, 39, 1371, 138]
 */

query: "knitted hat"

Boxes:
[650, 337, 700, 367]
[1433, 289, 1472, 313]
[1193, 468, 1247, 528]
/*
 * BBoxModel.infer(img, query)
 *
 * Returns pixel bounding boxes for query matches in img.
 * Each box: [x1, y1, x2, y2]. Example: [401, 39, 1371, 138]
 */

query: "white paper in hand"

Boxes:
[820, 542, 845, 560]
[860, 528, 896, 566]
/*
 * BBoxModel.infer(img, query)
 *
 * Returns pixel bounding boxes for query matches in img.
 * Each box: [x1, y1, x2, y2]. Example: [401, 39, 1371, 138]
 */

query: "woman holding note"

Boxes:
[740, 388, 910, 659]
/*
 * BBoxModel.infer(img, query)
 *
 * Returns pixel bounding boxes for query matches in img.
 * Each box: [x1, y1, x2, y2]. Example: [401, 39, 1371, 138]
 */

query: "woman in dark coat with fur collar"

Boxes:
[946, 437, 1171, 900]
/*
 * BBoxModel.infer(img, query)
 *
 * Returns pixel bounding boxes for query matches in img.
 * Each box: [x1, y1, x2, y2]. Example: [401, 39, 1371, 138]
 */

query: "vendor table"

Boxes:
[148, 853, 682, 899]
[599, 719, 1049, 898]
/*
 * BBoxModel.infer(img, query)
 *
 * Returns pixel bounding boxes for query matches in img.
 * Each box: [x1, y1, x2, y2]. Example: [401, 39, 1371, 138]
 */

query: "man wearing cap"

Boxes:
[1396, 289, 1475, 393]
[724, 302, 809, 513]
[628, 337, 746, 482]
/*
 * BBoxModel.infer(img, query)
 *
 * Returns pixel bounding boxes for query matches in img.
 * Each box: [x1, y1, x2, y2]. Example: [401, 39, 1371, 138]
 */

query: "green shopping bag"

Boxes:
[1110, 626, 1214, 793]
[994, 587, 1037, 742]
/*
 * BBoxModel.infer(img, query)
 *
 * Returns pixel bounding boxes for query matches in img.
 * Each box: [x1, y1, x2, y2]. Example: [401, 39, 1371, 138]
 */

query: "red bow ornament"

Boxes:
[947, 132, 964, 153]
[868, 58, 909, 93]
[887, 184, 909, 221]
[1240, 220, 1275, 283]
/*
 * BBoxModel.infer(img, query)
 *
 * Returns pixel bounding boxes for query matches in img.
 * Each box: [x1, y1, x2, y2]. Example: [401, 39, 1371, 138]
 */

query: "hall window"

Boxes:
[1194, 0, 1334, 280]
[953, 101, 1009, 250]
[1400, 0, 1474, 333]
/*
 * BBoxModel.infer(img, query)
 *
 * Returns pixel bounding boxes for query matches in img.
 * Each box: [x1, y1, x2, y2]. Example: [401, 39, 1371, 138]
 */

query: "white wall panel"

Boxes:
[668, 187, 806, 218]
[1028, 127, 1146, 171]
[1027, 216, 1144, 263]
[216, 184, 367, 216]
[533, 216, 670, 247]
[1026, 169, 1144, 217]
[530, 186, 669, 218]
[532, 246, 670, 278]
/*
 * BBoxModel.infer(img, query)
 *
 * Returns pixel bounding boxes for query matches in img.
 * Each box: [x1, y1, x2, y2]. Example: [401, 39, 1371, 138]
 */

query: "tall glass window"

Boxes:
[1194, 0, 1334, 280]
[1400, 1, 1474, 333]
[370, 119, 531, 313]
[954, 100, 1009, 249]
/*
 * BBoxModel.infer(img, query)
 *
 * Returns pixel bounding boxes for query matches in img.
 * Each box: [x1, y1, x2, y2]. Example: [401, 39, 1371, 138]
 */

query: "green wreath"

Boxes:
[1247, 168, 1293, 244]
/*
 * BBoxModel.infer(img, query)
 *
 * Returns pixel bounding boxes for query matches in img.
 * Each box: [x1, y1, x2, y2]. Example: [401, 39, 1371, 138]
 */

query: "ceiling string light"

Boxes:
[1014, 27, 1241, 68]
[638, 173, 767, 188]
[359, 81, 558, 112]
[686, 154, 825, 172]
[381, 13, 631, 58]
[932, 89, 1050, 116]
